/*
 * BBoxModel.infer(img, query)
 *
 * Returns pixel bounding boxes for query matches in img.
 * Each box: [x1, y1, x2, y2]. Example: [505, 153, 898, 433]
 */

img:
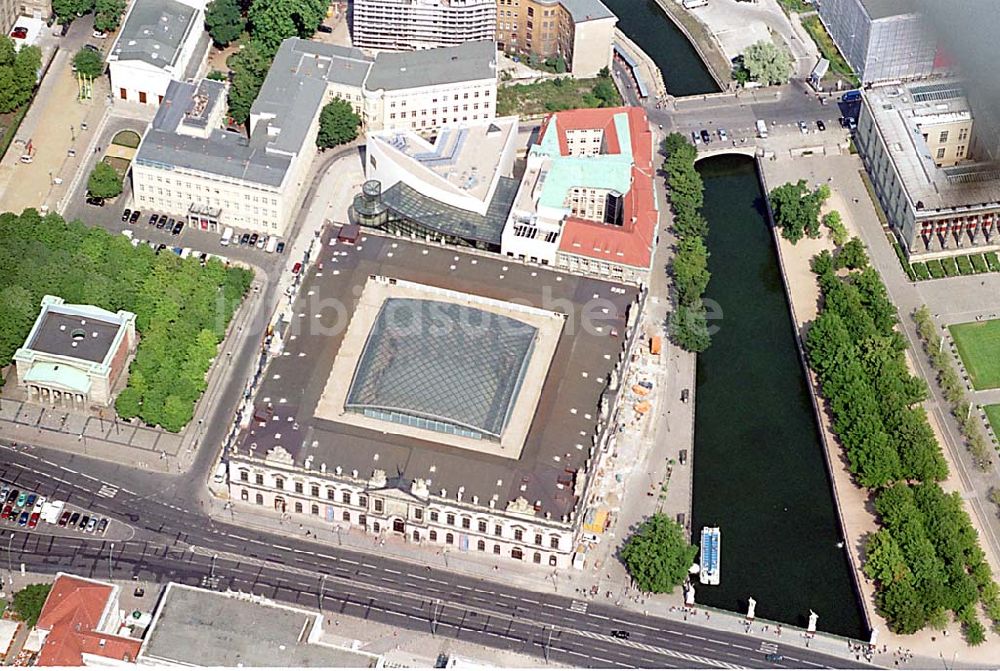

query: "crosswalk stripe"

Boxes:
[570, 600, 589, 613]
[97, 485, 119, 498]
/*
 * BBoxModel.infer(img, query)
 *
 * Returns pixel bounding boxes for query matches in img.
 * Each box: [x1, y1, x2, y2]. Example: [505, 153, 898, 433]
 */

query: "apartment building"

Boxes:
[856, 80, 1000, 260]
[352, 0, 496, 51]
[817, 0, 939, 84]
[501, 107, 658, 285]
[1, 0, 49, 31]
[495, 0, 616, 77]
[365, 40, 498, 132]
[107, 0, 210, 106]
[131, 39, 497, 236]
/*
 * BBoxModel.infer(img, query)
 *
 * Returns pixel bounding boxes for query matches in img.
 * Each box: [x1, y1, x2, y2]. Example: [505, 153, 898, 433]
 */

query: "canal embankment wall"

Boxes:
[649, 0, 730, 90]
[613, 28, 668, 101]
[755, 158, 875, 636]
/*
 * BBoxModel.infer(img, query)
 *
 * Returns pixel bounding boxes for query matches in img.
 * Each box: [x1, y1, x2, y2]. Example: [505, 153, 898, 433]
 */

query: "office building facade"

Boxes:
[352, 0, 496, 51]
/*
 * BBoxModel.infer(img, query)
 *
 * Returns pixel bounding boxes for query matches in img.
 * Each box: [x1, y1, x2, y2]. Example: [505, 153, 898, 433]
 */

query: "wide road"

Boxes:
[0, 445, 868, 670]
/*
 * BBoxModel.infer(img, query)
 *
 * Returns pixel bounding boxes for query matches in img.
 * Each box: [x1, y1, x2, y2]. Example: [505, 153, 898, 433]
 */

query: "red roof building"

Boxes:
[33, 574, 141, 666]
[502, 106, 658, 285]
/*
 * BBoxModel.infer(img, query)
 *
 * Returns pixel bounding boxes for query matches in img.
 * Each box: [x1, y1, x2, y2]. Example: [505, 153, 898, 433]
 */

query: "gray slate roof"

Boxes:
[110, 0, 198, 69]
[28, 312, 119, 363]
[860, 0, 919, 20]
[365, 40, 497, 91]
[137, 80, 292, 188]
[560, 0, 616, 22]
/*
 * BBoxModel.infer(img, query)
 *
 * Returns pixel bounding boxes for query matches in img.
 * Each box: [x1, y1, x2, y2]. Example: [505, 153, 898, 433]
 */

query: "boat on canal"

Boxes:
[699, 526, 721, 585]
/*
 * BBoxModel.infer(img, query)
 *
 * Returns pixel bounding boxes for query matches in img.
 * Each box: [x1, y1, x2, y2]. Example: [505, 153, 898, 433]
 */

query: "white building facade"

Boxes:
[230, 452, 577, 567]
[107, 0, 209, 106]
[352, 0, 496, 51]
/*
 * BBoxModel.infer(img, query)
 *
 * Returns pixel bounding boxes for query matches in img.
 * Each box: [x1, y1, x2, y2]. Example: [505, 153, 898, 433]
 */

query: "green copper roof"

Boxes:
[530, 112, 634, 210]
[23, 362, 92, 394]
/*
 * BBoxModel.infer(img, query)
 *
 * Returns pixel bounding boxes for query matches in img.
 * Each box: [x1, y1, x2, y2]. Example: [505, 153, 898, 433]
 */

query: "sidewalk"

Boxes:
[208, 496, 909, 666]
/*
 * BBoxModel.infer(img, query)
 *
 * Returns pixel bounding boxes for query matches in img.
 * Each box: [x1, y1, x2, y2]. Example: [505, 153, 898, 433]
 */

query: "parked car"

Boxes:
[28, 512, 40, 529]
[86, 196, 105, 207]
[83, 44, 100, 53]
[249, 233, 259, 247]
[240, 233, 251, 246]
[816, 119, 826, 131]
[78, 515, 90, 530]
[276, 241, 286, 254]
[69, 512, 80, 526]
[4, 489, 16, 503]
[97, 518, 109, 534]
[16, 492, 29, 508]
[86, 517, 97, 533]
[690, 130, 700, 145]
[17, 511, 29, 526]
[765, 653, 784, 662]
[149, 213, 159, 226]
[700, 129, 711, 144]
[129, 210, 141, 224]
[1, 504, 13, 520]
[11, 27, 28, 39]
[291, 262, 302, 275]
[156, 217, 168, 229]
[256, 235, 266, 250]
[718, 128, 728, 141]
[172, 221, 184, 235]
[798, 120, 809, 134]
[611, 630, 630, 640]
[121, 208, 132, 222]
[59, 510, 71, 527]
[92, 30, 107, 39]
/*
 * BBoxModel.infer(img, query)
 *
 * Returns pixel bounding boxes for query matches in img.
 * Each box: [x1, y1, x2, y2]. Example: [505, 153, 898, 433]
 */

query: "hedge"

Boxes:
[957, 255, 974, 275]
[987, 252, 1000, 272]
[927, 259, 945, 279]
[942, 257, 959, 276]
[970, 254, 988, 274]
[911, 262, 930, 280]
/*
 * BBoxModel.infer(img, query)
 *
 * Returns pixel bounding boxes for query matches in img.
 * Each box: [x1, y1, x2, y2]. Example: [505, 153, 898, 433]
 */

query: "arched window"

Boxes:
[493, 544, 501, 555]
[311, 504, 319, 515]
[255, 493, 263, 505]
[533, 552, 541, 564]
[294, 501, 303, 513]
[511, 547, 523, 560]
[430, 530, 438, 541]
[240, 489, 249, 501]
[549, 555, 558, 566]
[342, 510, 351, 522]
[477, 539, 486, 551]
[446, 532, 454, 545]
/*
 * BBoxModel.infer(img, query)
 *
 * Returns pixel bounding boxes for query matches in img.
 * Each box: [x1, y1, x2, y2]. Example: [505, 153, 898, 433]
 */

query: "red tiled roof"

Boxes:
[542, 107, 658, 271]
[35, 575, 141, 666]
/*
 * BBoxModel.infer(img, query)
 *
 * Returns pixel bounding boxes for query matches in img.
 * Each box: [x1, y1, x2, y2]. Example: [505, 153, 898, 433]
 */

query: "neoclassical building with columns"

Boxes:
[228, 236, 644, 568]
[13, 296, 137, 408]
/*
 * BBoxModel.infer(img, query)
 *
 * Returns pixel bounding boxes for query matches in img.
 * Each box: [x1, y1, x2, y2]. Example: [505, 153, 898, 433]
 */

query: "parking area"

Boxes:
[1, 480, 113, 537]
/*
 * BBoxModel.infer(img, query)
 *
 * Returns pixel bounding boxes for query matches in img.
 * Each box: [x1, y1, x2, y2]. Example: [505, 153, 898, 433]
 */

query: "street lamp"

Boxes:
[210, 553, 218, 578]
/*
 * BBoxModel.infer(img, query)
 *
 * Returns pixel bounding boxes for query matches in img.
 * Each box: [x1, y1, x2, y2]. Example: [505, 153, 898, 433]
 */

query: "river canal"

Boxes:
[688, 155, 866, 639]
[600, 0, 719, 96]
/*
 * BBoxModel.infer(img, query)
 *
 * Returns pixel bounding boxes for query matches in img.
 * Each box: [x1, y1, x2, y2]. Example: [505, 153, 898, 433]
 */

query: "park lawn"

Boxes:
[984, 404, 1000, 440]
[111, 129, 141, 148]
[949, 319, 1000, 389]
[497, 77, 620, 117]
[801, 15, 859, 86]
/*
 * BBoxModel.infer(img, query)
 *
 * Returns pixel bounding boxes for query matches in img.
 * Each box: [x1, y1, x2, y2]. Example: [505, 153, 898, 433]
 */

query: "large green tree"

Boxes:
[52, 0, 94, 23]
[87, 162, 123, 199]
[0, 40, 41, 113]
[316, 97, 361, 149]
[13, 583, 51, 628]
[741, 40, 793, 85]
[672, 236, 710, 306]
[769, 180, 827, 244]
[226, 39, 272, 124]
[73, 47, 104, 78]
[621, 514, 697, 593]
[248, 0, 326, 51]
[94, 0, 126, 32]
[205, 0, 245, 46]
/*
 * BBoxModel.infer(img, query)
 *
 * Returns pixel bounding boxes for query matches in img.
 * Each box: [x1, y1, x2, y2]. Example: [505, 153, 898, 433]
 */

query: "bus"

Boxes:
[755, 119, 768, 138]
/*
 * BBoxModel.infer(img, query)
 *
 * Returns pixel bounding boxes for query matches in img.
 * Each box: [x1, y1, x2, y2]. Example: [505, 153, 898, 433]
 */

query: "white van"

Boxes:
[755, 119, 768, 139]
[220, 227, 234, 246]
[265, 236, 278, 253]
[212, 462, 228, 484]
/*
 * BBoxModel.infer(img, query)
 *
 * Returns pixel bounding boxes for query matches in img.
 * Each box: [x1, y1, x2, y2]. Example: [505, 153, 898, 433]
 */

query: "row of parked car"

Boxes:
[1, 484, 110, 534]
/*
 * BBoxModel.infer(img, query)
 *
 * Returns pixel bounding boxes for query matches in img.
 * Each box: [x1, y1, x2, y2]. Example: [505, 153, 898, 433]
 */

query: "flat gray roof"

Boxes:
[859, 0, 919, 20]
[137, 80, 293, 188]
[28, 312, 120, 364]
[235, 234, 638, 519]
[561, 0, 616, 22]
[110, 0, 198, 69]
[865, 80, 1000, 213]
[366, 40, 496, 91]
[141, 584, 377, 667]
